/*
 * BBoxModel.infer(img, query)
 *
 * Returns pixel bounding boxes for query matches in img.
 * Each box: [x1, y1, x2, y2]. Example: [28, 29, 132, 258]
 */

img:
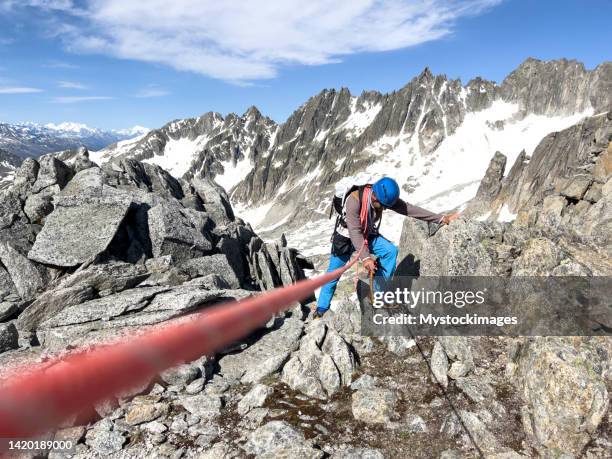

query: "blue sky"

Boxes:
[0, 1, 610, 131]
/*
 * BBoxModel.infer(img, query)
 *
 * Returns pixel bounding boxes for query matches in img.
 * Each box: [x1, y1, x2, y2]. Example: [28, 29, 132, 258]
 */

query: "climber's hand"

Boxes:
[362, 258, 377, 274]
[442, 212, 461, 225]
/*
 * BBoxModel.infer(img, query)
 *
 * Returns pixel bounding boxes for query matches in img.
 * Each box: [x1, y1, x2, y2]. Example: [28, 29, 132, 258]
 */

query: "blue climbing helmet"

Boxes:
[372, 177, 400, 208]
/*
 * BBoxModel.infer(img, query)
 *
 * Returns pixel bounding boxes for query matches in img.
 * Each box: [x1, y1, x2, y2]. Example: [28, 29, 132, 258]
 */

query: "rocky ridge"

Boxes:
[0, 148, 311, 370]
[0, 147, 388, 458]
[395, 110, 612, 457]
[463, 110, 611, 265]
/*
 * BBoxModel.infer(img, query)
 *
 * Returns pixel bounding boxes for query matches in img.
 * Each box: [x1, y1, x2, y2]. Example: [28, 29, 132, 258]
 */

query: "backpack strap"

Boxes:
[330, 214, 341, 242]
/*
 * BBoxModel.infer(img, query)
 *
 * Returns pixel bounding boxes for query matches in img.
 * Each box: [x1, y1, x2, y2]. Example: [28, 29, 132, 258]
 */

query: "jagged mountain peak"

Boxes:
[417, 66, 435, 82]
[515, 56, 586, 72]
[243, 105, 263, 119]
[500, 57, 610, 115]
[399, 67, 440, 92]
[92, 104, 278, 190]
[306, 86, 353, 104]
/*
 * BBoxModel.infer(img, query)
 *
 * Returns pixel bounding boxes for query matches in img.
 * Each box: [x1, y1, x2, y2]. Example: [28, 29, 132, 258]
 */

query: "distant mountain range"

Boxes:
[0, 122, 149, 160]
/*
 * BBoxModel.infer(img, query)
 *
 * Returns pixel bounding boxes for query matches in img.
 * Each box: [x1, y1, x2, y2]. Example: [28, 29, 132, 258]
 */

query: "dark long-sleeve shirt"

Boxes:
[343, 193, 443, 259]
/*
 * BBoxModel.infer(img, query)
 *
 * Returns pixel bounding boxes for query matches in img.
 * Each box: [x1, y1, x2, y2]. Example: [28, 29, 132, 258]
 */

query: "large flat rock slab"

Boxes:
[28, 192, 132, 267]
[37, 285, 248, 352]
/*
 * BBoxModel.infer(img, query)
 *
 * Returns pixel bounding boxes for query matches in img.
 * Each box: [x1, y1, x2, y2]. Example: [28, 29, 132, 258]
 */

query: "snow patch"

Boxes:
[257, 214, 292, 233]
[215, 155, 253, 191]
[89, 133, 147, 163]
[234, 201, 275, 229]
[417, 181, 481, 213]
[337, 98, 382, 138]
[476, 211, 492, 222]
[315, 128, 330, 142]
[142, 136, 205, 177]
[0, 171, 15, 184]
[362, 101, 592, 214]
[267, 126, 279, 150]
[334, 157, 346, 170]
[295, 164, 324, 186]
[497, 205, 517, 222]
[113, 125, 149, 137]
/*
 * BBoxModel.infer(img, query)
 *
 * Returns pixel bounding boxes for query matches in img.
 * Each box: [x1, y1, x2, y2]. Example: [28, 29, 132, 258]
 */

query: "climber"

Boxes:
[314, 176, 460, 318]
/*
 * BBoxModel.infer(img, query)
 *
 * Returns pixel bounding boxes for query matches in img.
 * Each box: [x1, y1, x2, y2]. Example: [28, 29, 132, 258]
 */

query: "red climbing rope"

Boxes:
[353, 186, 373, 289]
[359, 185, 372, 243]
[0, 245, 364, 439]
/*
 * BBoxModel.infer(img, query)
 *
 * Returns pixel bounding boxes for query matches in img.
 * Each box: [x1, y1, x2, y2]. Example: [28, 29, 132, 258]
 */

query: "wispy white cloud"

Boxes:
[0, 86, 44, 94]
[2, 0, 78, 12]
[58, 80, 88, 89]
[134, 86, 169, 98]
[42, 60, 80, 69]
[9, 0, 503, 83]
[51, 95, 112, 103]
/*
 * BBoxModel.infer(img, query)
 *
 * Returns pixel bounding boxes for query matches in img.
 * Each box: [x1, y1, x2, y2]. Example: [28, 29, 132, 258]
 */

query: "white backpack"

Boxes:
[330, 172, 379, 217]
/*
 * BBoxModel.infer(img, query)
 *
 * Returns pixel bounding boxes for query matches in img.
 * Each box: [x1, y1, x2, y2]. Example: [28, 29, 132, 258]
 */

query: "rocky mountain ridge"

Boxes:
[465, 110, 611, 251]
[90, 58, 610, 233]
[233, 59, 609, 207]
[0, 147, 312, 351]
[393, 109, 611, 458]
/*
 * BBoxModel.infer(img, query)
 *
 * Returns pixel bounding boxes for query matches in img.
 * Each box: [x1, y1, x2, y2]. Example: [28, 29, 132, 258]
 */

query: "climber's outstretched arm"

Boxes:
[390, 198, 444, 223]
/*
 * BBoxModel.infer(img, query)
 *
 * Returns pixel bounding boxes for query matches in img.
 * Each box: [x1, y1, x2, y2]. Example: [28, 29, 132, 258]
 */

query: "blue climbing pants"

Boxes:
[316, 236, 398, 313]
